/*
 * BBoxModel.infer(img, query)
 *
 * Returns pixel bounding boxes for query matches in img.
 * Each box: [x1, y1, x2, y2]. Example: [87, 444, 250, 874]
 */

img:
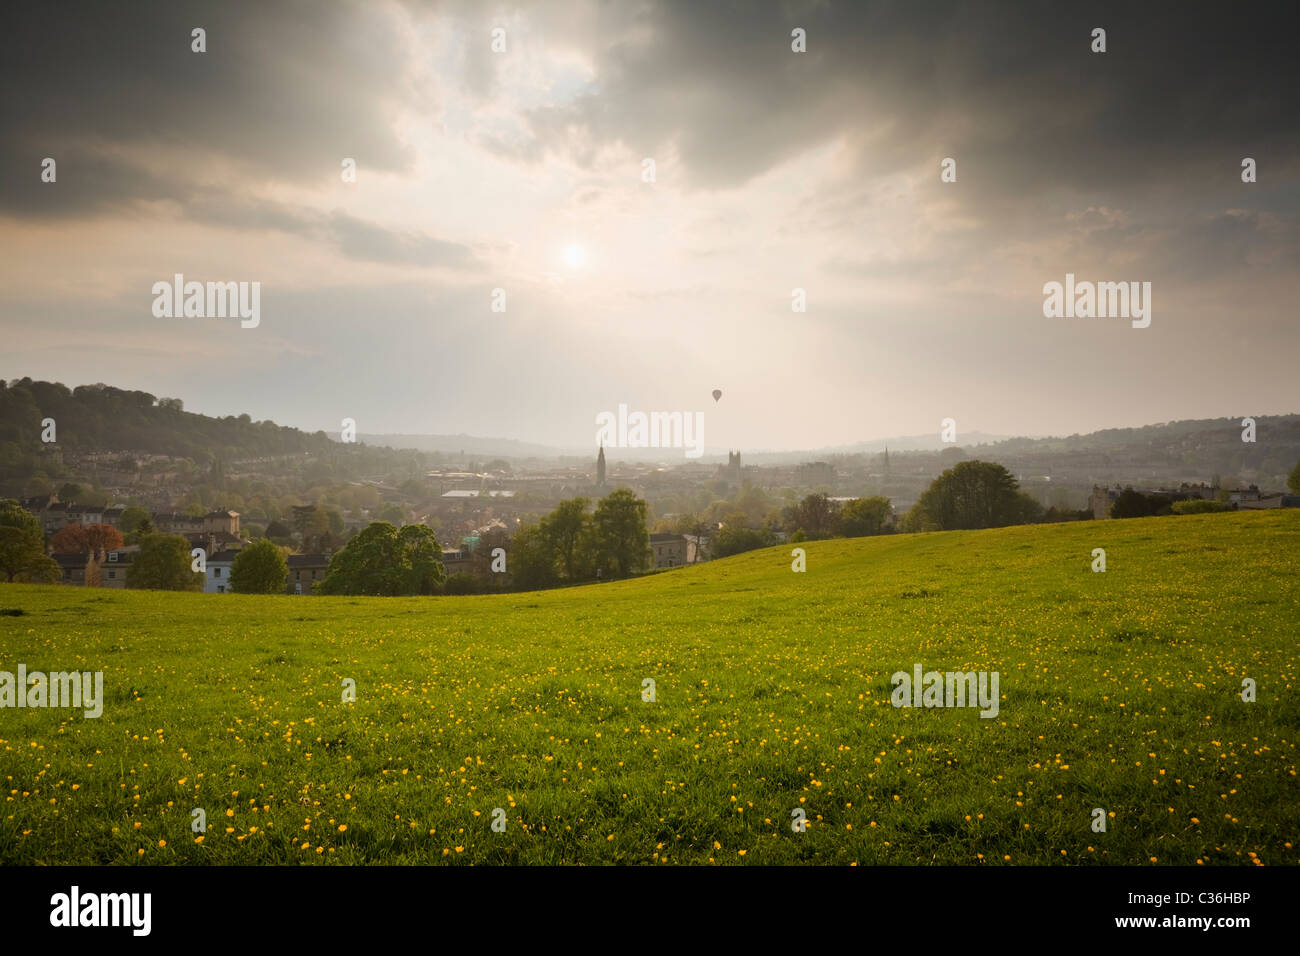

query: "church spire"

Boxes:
[596, 444, 606, 486]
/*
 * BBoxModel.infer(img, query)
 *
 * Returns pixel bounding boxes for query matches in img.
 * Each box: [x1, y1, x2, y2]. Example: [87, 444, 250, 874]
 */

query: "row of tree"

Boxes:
[510, 489, 650, 589]
[709, 494, 894, 557]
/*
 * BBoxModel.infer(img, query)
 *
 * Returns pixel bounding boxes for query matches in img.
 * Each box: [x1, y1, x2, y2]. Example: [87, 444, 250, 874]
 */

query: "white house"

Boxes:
[205, 549, 239, 593]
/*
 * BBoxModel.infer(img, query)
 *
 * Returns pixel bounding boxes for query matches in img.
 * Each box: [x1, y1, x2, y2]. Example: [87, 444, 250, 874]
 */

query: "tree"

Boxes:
[57, 482, 84, 502]
[712, 524, 776, 558]
[318, 522, 445, 596]
[49, 522, 124, 555]
[590, 489, 649, 577]
[906, 460, 1038, 531]
[788, 492, 839, 539]
[301, 508, 341, 552]
[293, 505, 330, 542]
[230, 539, 289, 594]
[308, 529, 343, 554]
[509, 524, 559, 590]
[1289, 460, 1300, 495]
[265, 519, 294, 543]
[125, 513, 156, 545]
[839, 497, 892, 537]
[734, 482, 771, 526]
[470, 526, 512, 584]
[540, 497, 590, 580]
[127, 534, 203, 591]
[1171, 499, 1231, 515]
[118, 506, 151, 535]
[0, 499, 59, 583]
[1110, 488, 1167, 519]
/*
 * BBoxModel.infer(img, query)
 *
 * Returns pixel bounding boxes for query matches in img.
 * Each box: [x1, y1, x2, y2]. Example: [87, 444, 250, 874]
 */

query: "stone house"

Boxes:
[53, 552, 100, 587]
[650, 533, 687, 569]
[286, 554, 330, 594]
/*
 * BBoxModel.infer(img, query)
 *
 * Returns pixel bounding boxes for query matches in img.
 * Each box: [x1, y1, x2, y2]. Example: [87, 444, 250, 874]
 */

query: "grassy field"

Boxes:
[1, 510, 1297, 865]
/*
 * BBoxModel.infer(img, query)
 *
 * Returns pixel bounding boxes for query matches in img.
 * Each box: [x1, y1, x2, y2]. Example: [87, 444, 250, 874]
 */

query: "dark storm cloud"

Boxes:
[521, 0, 1298, 198]
[8, 1, 1293, 208]
[0, 150, 184, 218]
[0, 0, 413, 212]
[2, 0, 1294, 277]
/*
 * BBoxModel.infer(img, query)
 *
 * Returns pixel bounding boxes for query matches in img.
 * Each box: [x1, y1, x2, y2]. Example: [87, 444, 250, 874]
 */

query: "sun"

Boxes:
[562, 244, 586, 269]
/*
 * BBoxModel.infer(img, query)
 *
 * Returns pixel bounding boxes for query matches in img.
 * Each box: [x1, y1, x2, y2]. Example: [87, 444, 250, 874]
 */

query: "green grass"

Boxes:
[1, 510, 1297, 865]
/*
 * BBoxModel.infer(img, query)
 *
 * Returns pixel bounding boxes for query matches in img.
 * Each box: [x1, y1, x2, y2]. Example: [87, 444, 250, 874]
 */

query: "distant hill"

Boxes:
[818, 431, 1020, 454]
[0, 379, 334, 463]
[966, 415, 1300, 488]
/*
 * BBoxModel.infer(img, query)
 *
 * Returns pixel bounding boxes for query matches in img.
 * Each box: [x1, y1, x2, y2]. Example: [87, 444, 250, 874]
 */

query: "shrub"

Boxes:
[1172, 498, 1232, 515]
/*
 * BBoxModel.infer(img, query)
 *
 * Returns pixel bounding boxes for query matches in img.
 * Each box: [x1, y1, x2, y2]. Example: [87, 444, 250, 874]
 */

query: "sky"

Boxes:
[1, 0, 1296, 453]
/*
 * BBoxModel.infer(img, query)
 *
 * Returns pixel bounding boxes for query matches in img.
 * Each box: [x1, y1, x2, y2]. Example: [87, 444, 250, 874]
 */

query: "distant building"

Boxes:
[725, 451, 742, 485]
[1229, 486, 1261, 505]
[204, 509, 240, 535]
[795, 460, 833, 485]
[41, 501, 71, 535]
[66, 503, 104, 526]
[185, 530, 248, 556]
[1238, 493, 1300, 510]
[19, 493, 56, 514]
[21, 496, 131, 536]
[1089, 486, 1121, 519]
[649, 533, 687, 569]
[596, 444, 606, 486]
[100, 546, 137, 588]
[442, 546, 473, 576]
[53, 552, 99, 587]
[152, 512, 206, 535]
[286, 554, 330, 595]
[205, 549, 240, 593]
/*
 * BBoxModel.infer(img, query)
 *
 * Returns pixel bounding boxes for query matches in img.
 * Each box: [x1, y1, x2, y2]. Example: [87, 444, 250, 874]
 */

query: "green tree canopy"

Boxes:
[839, 496, 892, 537]
[1171, 498, 1231, 515]
[127, 533, 203, 591]
[905, 460, 1040, 531]
[788, 492, 839, 539]
[0, 498, 59, 583]
[318, 522, 445, 596]
[125, 513, 156, 545]
[712, 524, 776, 558]
[1110, 488, 1169, 519]
[590, 489, 649, 577]
[230, 539, 289, 594]
[117, 506, 151, 534]
[509, 523, 559, 590]
[540, 497, 590, 581]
